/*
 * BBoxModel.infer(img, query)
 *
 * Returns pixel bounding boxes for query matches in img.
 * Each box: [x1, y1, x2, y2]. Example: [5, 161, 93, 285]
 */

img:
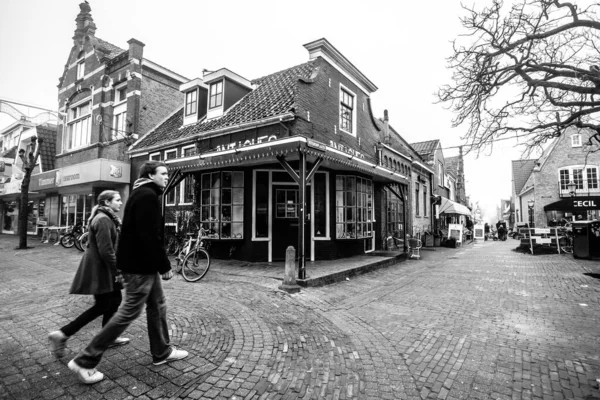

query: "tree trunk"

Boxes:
[18, 168, 32, 249]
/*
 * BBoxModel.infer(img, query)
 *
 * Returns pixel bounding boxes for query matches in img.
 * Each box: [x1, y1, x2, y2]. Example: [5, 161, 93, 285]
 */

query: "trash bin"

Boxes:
[572, 221, 596, 259]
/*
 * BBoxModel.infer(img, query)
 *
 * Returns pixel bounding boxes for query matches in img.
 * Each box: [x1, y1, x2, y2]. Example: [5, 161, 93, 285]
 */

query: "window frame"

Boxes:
[185, 89, 198, 116]
[164, 150, 178, 205]
[209, 80, 224, 110]
[64, 99, 92, 151]
[423, 184, 428, 217]
[181, 144, 196, 158]
[179, 175, 195, 205]
[335, 175, 373, 239]
[339, 83, 357, 137]
[558, 165, 600, 194]
[415, 183, 420, 216]
[149, 152, 161, 161]
[200, 171, 244, 240]
[76, 60, 85, 80]
[571, 134, 582, 147]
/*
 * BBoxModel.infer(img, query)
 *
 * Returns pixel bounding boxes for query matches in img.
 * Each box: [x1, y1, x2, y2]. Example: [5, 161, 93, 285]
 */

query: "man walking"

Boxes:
[68, 161, 188, 384]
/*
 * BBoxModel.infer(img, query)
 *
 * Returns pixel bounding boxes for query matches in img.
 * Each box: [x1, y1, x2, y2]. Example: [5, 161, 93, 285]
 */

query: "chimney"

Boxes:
[383, 109, 390, 145]
[127, 38, 145, 61]
[73, 2, 96, 46]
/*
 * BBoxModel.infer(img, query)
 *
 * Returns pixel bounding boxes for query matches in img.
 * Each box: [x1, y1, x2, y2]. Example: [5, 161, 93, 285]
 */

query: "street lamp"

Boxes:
[527, 199, 535, 228]
[566, 181, 577, 222]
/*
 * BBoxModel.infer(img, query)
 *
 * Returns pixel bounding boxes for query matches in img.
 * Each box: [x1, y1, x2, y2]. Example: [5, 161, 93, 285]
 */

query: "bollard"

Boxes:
[278, 246, 301, 294]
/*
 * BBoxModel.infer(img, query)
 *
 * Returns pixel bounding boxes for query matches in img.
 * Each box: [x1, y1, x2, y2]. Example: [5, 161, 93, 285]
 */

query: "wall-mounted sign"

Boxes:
[328, 140, 365, 159]
[213, 134, 278, 153]
[30, 159, 131, 191]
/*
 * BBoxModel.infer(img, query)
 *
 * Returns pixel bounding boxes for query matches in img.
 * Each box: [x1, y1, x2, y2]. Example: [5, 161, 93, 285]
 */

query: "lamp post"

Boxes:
[527, 199, 535, 228]
[566, 181, 577, 222]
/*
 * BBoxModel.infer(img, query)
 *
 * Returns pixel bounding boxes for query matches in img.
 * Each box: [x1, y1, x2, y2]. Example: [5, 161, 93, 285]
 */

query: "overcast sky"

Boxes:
[0, 0, 537, 222]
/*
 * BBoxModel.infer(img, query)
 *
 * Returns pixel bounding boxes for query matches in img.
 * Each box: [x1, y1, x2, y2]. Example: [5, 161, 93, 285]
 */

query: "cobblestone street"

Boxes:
[1, 235, 600, 400]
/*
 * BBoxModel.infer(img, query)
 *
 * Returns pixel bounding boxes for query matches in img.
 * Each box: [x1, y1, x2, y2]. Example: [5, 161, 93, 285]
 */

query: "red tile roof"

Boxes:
[410, 140, 439, 162]
[512, 159, 537, 196]
[132, 61, 316, 151]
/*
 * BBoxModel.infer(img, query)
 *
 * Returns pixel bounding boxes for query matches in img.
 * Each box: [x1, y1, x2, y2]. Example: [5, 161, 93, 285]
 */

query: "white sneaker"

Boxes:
[48, 330, 67, 358]
[152, 347, 189, 365]
[108, 337, 130, 348]
[67, 359, 104, 384]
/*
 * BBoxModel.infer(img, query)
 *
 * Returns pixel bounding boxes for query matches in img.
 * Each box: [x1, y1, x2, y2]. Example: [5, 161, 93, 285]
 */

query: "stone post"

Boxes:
[278, 246, 301, 293]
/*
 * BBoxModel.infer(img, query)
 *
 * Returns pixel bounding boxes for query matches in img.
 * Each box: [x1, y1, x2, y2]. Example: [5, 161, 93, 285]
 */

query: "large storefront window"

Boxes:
[313, 173, 326, 237]
[255, 171, 269, 238]
[200, 171, 244, 239]
[387, 195, 405, 250]
[60, 194, 94, 227]
[335, 175, 373, 239]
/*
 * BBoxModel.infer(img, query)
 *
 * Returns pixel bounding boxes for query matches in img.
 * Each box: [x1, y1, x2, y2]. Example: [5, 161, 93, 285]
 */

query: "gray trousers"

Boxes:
[73, 273, 171, 368]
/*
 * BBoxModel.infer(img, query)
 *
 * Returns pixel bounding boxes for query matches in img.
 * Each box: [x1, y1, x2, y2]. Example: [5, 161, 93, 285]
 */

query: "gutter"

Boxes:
[129, 112, 296, 156]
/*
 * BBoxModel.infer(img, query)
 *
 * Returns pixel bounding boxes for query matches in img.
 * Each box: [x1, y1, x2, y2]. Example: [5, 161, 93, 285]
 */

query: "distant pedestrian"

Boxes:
[67, 161, 187, 384]
[48, 190, 129, 359]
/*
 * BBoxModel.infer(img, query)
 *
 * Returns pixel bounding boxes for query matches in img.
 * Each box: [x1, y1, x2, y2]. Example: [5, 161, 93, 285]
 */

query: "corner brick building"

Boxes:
[28, 2, 187, 228]
[128, 38, 433, 268]
[516, 127, 600, 227]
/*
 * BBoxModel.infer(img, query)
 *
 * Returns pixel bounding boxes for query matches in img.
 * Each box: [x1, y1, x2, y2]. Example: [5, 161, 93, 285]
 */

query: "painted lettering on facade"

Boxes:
[214, 135, 278, 152]
[573, 200, 597, 208]
[329, 140, 365, 159]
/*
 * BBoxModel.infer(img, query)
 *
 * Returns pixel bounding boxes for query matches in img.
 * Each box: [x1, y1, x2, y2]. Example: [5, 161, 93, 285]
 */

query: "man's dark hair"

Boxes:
[138, 160, 167, 179]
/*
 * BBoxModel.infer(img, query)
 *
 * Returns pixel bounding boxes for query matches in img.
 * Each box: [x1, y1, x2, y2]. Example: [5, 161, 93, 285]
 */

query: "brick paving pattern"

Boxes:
[0, 236, 599, 399]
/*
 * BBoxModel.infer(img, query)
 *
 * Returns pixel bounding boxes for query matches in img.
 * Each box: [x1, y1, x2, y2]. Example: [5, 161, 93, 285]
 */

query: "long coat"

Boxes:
[70, 211, 120, 295]
[116, 182, 171, 275]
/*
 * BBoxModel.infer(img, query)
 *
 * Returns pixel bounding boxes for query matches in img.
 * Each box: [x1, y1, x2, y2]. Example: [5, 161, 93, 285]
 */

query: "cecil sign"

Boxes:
[573, 198, 599, 210]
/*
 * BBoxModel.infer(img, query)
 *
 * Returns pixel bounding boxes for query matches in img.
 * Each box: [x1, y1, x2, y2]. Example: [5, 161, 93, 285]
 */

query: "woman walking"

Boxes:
[48, 190, 129, 358]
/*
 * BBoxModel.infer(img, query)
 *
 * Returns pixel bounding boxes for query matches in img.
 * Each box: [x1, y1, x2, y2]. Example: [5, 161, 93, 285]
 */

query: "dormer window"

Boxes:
[209, 81, 223, 109]
[339, 84, 356, 136]
[185, 90, 198, 116]
[571, 133, 582, 147]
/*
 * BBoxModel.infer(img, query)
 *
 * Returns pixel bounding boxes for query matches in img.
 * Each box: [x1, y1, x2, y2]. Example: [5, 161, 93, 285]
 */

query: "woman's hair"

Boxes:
[138, 160, 167, 179]
[97, 190, 120, 207]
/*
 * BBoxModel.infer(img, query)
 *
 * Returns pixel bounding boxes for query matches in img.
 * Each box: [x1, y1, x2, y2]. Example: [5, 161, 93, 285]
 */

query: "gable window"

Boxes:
[64, 100, 91, 151]
[209, 81, 223, 109]
[76, 61, 85, 80]
[571, 134, 582, 147]
[339, 86, 355, 135]
[559, 166, 600, 194]
[185, 90, 198, 116]
[335, 175, 373, 239]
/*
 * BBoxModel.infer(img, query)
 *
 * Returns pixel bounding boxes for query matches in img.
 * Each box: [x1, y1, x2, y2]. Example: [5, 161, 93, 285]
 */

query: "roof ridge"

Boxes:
[252, 60, 315, 84]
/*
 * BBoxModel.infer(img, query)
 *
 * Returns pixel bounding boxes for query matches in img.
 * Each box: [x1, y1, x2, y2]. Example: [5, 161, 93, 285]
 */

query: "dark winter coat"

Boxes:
[70, 211, 120, 295]
[116, 182, 171, 275]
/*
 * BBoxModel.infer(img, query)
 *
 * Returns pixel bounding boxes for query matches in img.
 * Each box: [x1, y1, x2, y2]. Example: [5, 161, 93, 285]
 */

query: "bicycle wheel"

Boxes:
[181, 249, 210, 282]
[60, 234, 75, 248]
[76, 232, 89, 252]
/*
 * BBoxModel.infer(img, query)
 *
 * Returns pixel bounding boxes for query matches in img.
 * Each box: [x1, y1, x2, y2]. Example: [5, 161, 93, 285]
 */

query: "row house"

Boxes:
[0, 113, 56, 235]
[27, 2, 187, 229]
[128, 38, 432, 271]
[515, 127, 600, 227]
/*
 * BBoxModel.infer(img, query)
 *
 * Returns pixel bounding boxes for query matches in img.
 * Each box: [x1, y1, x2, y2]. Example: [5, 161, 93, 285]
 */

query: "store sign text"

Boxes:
[214, 135, 278, 152]
[574, 200, 597, 208]
[329, 141, 365, 159]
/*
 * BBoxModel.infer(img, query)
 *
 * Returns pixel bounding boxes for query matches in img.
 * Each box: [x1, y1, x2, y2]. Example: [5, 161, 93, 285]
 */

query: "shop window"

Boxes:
[200, 171, 244, 239]
[335, 175, 373, 239]
[313, 173, 327, 237]
[254, 171, 269, 238]
[64, 100, 91, 151]
[180, 175, 194, 204]
[165, 150, 178, 205]
[387, 195, 404, 250]
[415, 184, 420, 216]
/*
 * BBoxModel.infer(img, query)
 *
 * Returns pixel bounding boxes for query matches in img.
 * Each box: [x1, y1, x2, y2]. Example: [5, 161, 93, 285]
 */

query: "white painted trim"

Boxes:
[312, 52, 370, 95]
[413, 160, 434, 174]
[382, 143, 412, 161]
[164, 149, 177, 159]
[180, 78, 208, 92]
[149, 152, 160, 160]
[164, 155, 198, 164]
[178, 177, 193, 205]
[203, 68, 252, 89]
[127, 90, 141, 97]
[130, 58, 141, 65]
[201, 136, 305, 158]
[339, 83, 357, 137]
[181, 144, 196, 157]
[134, 151, 149, 157]
[59, 65, 106, 94]
[142, 59, 188, 83]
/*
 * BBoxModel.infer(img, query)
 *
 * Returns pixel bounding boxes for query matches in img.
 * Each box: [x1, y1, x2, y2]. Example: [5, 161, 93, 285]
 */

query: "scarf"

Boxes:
[133, 177, 154, 190]
[88, 205, 123, 233]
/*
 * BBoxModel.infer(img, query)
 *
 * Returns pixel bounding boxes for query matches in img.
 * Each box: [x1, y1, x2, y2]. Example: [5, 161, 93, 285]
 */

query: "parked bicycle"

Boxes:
[75, 230, 89, 252]
[175, 227, 212, 282]
[59, 223, 85, 249]
[558, 227, 573, 254]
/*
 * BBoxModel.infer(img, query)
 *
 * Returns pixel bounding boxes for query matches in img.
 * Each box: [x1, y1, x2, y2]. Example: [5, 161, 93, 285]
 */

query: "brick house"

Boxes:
[27, 2, 187, 228]
[511, 159, 536, 227]
[128, 38, 430, 268]
[516, 127, 600, 227]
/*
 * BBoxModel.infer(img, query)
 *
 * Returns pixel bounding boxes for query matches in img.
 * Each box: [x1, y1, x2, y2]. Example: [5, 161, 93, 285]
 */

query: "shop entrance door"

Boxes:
[272, 185, 311, 261]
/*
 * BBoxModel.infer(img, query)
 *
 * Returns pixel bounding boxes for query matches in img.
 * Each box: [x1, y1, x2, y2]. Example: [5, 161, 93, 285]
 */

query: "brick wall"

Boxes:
[139, 71, 184, 137]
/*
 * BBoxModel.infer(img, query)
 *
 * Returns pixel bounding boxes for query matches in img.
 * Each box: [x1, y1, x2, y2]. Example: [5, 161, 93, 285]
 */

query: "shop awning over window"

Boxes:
[439, 197, 471, 216]
[544, 196, 600, 211]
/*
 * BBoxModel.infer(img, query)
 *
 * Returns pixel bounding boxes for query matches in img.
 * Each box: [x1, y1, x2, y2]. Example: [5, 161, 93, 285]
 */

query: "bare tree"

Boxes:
[17, 136, 42, 249]
[438, 0, 600, 153]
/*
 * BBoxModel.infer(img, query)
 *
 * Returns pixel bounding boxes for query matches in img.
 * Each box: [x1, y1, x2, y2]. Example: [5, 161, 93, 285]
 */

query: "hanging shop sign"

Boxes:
[212, 134, 278, 153]
[30, 159, 130, 191]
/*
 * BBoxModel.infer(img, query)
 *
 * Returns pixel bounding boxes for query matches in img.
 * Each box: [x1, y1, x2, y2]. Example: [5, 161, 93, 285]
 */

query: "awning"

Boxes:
[544, 196, 600, 212]
[439, 197, 471, 216]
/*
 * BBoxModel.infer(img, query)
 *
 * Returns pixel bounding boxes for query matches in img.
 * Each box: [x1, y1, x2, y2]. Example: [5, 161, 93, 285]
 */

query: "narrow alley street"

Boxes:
[1, 236, 599, 400]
